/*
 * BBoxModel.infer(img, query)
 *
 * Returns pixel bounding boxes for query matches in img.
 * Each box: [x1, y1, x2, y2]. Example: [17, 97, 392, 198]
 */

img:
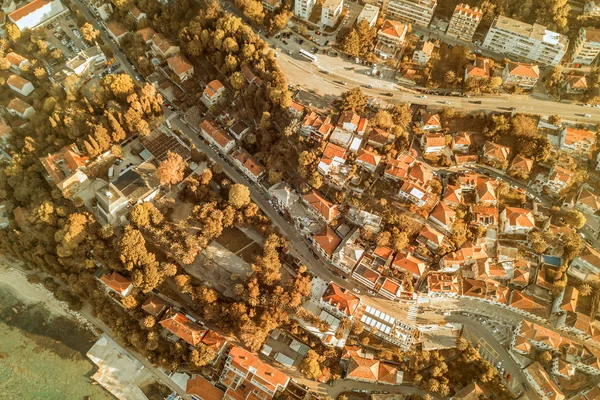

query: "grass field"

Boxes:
[216, 227, 254, 253]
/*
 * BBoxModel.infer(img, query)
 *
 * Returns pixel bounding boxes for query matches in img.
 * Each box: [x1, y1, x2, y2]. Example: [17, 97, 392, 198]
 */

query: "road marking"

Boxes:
[478, 337, 499, 359]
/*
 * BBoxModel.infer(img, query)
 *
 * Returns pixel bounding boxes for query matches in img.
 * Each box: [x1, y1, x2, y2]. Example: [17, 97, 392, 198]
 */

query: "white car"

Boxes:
[417, 94, 427, 99]
[352, 288, 361, 294]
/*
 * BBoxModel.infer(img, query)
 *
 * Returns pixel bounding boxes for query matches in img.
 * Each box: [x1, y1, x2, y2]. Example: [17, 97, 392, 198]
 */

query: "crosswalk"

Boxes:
[406, 304, 418, 324]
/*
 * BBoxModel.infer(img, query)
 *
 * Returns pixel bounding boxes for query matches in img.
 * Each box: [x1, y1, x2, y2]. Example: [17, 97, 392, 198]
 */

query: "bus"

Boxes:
[299, 49, 317, 63]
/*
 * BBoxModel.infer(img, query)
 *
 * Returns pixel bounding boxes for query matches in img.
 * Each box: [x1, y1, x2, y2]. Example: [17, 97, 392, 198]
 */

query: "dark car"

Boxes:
[319, 70, 330, 74]
[382, 93, 394, 97]
[469, 100, 482, 104]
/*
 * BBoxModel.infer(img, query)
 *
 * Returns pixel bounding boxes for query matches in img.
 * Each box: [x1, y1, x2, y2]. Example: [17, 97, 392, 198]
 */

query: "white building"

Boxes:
[482, 15, 568, 67]
[382, 0, 437, 28]
[199, 120, 236, 154]
[294, 0, 316, 20]
[201, 80, 225, 108]
[7, 98, 35, 119]
[446, 3, 482, 42]
[8, 0, 68, 31]
[7, 74, 34, 96]
[356, 4, 379, 27]
[65, 46, 107, 76]
[412, 41, 434, 66]
[584, 0, 600, 17]
[93, 1, 112, 20]
[571, 27, 600, 65]
[321, 0, 343, 28]
[262, 0, 282, 12]
[559, 127, 596, 159]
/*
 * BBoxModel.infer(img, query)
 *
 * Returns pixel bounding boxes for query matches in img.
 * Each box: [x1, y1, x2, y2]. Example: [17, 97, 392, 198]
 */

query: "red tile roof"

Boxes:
[204, 79, 224, 99]
[100, 271, 132, 295]
[356, 148, 382, 167]
[562, 127, 595, 146]
[7, 74, 32, 90]
[430, 202, 456, 227]
[419, 224, 445, 246]
[142, 296, 167, 316]
[509, 290, 548, 317]
[187, 375, 224, 400]
[304, 190, 338, 221]
[502, 207, 535, 228]
[483, 141, 510, 161]
[228, 346, 290, 392]
[392, 249, 427, 276]
[322, 282, 360, 316]
[9, 0, 50, 22]
[428, 273, 460, 293]
[421, 113, 441, 128]
[159, 309, 207, 346]
[313, 226, 342, 256]
[510, 154, 533, 173]
[465, 57, 490, 78]
[506, 62, 539, 79]
[200, 119, 234, 150]
[422, 133, 445, 147]
[136, 27, 156, 41]
[167, 54, 193, 76]
[379, 19, 407, 39]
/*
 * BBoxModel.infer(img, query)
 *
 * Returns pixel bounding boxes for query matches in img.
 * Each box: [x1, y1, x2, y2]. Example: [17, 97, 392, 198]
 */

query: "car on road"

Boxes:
[324, 40, 329, 46]
[367, 290, 376, 295]
[416, 94, 427, 98]
[331, 271, 340, 277]
[341, 275, 347, 280]
[335, 80, 348, 85]
[383, 93, 393, 97]
[352, 288, 361, 294]
[443, 100, 451, 105]
[584, 113, 592, 118]
[316, 31, 321, 35]
[469, 100, 482, 104]
[319, 70, 330, 74]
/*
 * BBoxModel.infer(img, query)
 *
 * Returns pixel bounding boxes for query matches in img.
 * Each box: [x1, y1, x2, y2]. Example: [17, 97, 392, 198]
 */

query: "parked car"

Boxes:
[352, 288, 361, 294]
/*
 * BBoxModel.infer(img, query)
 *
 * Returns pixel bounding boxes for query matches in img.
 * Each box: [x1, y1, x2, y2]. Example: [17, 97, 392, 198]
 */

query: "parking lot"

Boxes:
[43, 14, 89, 68]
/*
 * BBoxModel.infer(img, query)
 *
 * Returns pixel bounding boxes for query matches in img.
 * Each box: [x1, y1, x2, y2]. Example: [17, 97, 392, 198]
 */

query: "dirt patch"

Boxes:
[216, 227, 254, 253]
[140, 380, 172, 400]
[237, 242, 262, 264]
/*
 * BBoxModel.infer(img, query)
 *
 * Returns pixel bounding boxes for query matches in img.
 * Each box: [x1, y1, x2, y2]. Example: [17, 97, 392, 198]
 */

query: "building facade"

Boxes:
[294, 0, 316, 20]
[446, 4, 482, 42]
[482, 16, 568, 67]
[321, 0, 343, 27]
[571, 27, 600, 65]
[382, 0, 437, 28]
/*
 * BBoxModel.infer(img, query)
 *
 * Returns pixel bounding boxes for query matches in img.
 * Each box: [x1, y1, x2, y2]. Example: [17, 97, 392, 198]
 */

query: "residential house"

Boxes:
[356, 4, 379, 27]
[229, 120, 250, 140]
[429, 202, 456, 232]
[420, 133, 446, 154]
[443, 185, 463, 207]
[313, 226, 342, 260]
[199, 120, 236, 153]
[318, 142, 347, 175]
[544, 165, 572, 193]
[509, 154, 533, 178]
[294, 0, 316, 19]
[99, 271, 133, 297]
[509, 290, 548, 319]
[355, 148, 382, 172]
[384, 153, 415, 181]
[330, 127, 360, 150]
[106, 21, 129, 44]
[7, 98, 34, 118]
[427, 273, 460, 296]
[94, 1, 113, 20]
[407, 163, 433, 186]
[471, 205, 498, 226]
[452, 383, 489, 400]
[378, 278, 403, 300]
[482, 141, 510, 167]
[320, 0, 343, 28]
[6, 52, 30, 72]
[303, 190, 339, 222]
[219, 345, 290, 400]
[352, 261, 381, 289]
[141, 296, 167, 317]
[319, 282, 360, 319]
[159, 309, 207, 346]
[571, 27, 600, 65]
[201, 80, 226, 108]
[288, 101, 305, 118]
[417, 224, 446, 251]
[446, 4, 483, 42]
[375, 19, 408, 60]
[337, 110, 361, 132]
[367, 128, 394, 148]
[95, 182, 129, 225]
[562, 74, 589, 94]
[241, 64, 262, 86]
[421, 113, 441, 131]
[475, 181, 497, 206]
[268, 182, 299, 210]
[129, 6, 146, 22]
[136, 27, 156, 43]
[347, 208, 383, 233]
[502, 61, 540, 90]
[412, 41, 434, 66]
[186, 375, 225, 400]
[553, 286, 579, 315]
[569, 244, 600, 280]
[167, 55, 194, 81]
[357, 117, 369, 135]
[8, 0, 68, 31]
[500, 207, 535, 234]
[301, 111, 334, 141]
[7, 74, 34, 96]
[261, 0, 281, 12]
[559, 127, 595, 159]
[575, 189, 600, 215]
[344, 346, 403, 384]
[331, 229, 365, 273]
[382, 0, 437, 28]
[40, 144, 89, 197]
[464, 57, 491, 82]
[397, 181, 429, 207]
[392, 248, 428, 278]
[232, 148, 266, 182]
[524, 362, 565, 400]
[482, 15, 568, 67]
[441, 243, 487, 272]
[151, 33, 180, 58]
[0, 117, 12, 147]
[451, 132, 471, 152]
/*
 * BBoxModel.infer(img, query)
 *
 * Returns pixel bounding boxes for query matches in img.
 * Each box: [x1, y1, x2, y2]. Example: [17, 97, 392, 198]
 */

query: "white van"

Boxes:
[108, 167, 114, 179]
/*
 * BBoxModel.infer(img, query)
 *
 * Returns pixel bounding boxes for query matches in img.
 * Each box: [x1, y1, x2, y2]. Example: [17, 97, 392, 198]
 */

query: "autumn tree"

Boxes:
[300, 350, 322, 379]
[228, 184, 251, 209]
[529, 231, 548, 254]
[340, 87, 368, 114]
[579, 283, 593, 296]
[80, 22, 100, 43]
[537, 350, 553, 367]
[156, 151, 188, 186]
[6, 23, 20, 42]
[564, 210, 586, 229]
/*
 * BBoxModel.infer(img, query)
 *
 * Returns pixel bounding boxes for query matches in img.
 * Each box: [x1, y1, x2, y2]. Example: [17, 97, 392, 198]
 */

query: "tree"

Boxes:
[6, 23, 20, 42]
[156, 151, 187, 186]
[529, 231, 548, 254]
[536, 350, 553, 367]
[299, 350, 321, 379]
[372, 110, 394, 129]
[80, 22, 100, 43]
[121, 295, 138, 309]
[104, 74, 135, 99]
[564, 210, 586, 229]
[308, 170, 323, 189]
[579, 283, 593, 297]
[190, 345, 217, 368]
[142, 315, 156, 328]
[549, 114, 562, 126]
[340, 87, 368, 113]
[228, 184, 251, 209]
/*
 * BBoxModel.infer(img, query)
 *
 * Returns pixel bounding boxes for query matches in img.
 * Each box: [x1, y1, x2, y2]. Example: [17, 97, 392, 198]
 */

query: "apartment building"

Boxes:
[584, 0, 600, 17]
[356, 4, 379, 27]
[381, 0, 437, 28]
[446, 4, 482, 42]
[482, 15, 568, 67]
[571, 27, 600, 65]
[294, 0, 316, 20]
[321, 0, 343, 28]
